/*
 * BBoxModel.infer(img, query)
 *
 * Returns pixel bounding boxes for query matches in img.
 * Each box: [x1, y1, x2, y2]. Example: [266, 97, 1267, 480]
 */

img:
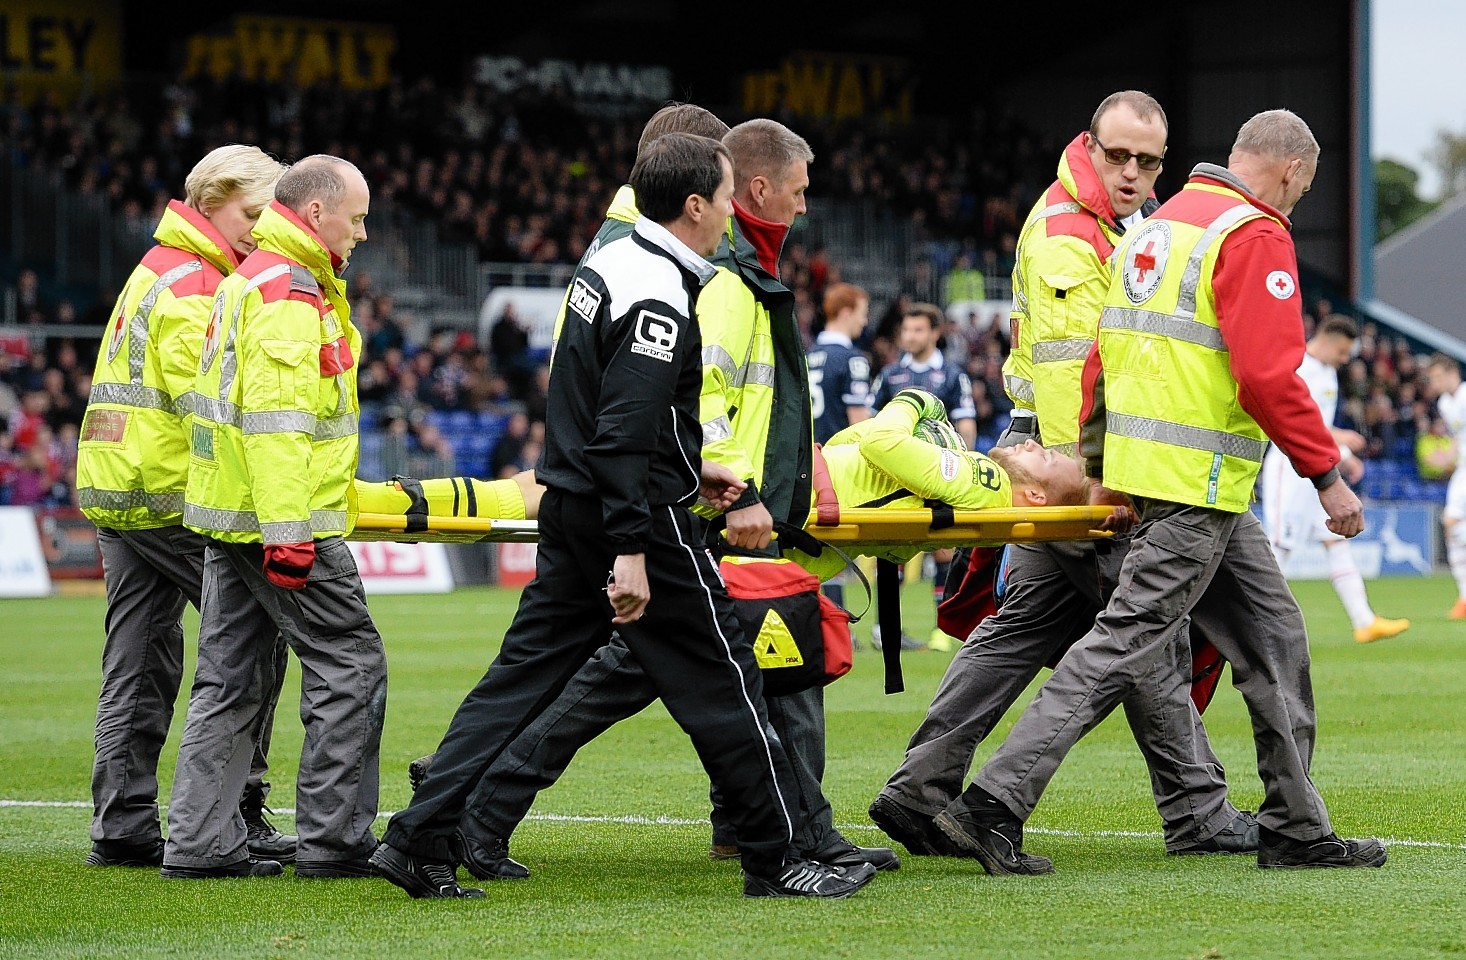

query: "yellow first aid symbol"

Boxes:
[753, 610, 804, 669]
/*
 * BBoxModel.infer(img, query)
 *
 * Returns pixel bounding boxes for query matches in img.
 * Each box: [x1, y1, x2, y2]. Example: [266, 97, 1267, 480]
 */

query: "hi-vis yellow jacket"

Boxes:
[692, 205, 812, 528]
[1086, 166, 1340, 512]
[77, 201, 242, 530]
[1002, 133, 1146, 456]
[184, 202, 361, 544]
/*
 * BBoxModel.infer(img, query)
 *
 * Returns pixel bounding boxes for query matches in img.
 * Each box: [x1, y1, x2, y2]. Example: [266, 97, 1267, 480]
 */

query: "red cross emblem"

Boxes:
[1132, 240, 1158, 283]
[105, 307, 127, 362]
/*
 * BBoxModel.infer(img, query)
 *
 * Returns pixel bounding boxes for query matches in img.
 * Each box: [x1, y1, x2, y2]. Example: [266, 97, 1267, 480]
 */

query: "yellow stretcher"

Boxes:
[347, 505, 1117, 549]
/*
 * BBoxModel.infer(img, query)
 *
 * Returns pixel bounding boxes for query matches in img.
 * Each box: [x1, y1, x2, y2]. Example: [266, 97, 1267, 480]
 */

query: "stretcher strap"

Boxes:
[877, 558, 904, 695]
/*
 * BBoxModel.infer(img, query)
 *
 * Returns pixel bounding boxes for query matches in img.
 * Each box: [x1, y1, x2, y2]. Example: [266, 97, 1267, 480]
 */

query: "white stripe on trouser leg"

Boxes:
[666, 505, 796, 846]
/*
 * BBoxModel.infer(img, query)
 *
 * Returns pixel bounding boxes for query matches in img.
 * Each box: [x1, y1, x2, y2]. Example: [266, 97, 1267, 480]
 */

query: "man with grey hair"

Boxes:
[932, 109, 1387, 874]
[873, 89, 1255, 862]
[163, 155, 387, 879]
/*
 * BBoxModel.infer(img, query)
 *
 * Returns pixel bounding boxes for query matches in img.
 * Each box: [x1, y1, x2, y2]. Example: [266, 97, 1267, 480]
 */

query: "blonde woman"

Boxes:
[76, 145, 295, 868]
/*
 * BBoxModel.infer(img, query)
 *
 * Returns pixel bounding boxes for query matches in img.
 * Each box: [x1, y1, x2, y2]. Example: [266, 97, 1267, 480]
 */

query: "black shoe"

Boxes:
[1170, 810, 1260, 855]
[369, 841, 485, 898]
[450, 830, 530, 881]
[86, 838, 164, 867]
[160, 858, 284, 879]
[868, 794, 964, 857]
[933, 793, 1054, 876]
[408, 754, 436, 792]
[743, 858, 875, 899]
[806, 836, 901, 872]
[240, 802, 298, 864]
[1257, 827, 1387, 869]
[295, 857, 379, 878]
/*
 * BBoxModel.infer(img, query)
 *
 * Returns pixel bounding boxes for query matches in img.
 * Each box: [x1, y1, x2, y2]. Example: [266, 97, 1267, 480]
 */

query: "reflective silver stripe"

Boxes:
[88, 382, 173, 411]
[1108, 412, 1267, 462]
[1035, 201, 1082, 220]
[129, 261, 204, 385]
[184, 505, 347, 541]
[242, 410, 317, 435]
[745, 362, 776, 388]
[702, 345, 739, 384]
[1032, 339, 1093, 363]
[187, 397, 355, 441]
[261, 520, 315, 544]
[313, 411, 358, 441]
[1175, 204, 1263, 320]
[702, 416, 733, 444]
[1100, 307, 1229, 351]
[1049, 441, 1079, 458]
[185, 503, 255, 532]
[219, 264, 294, 402]
[77, 487, 185, 513]
[189, 393, 241, 426]
[1005, 374, 1035, 404]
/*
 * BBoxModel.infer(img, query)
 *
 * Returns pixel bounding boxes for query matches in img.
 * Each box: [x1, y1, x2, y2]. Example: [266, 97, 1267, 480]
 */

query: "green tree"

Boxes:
[1375, 157, 1438, 240]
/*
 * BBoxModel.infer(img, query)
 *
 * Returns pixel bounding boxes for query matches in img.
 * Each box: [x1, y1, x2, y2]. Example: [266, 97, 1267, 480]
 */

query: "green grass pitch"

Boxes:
[1, 574, 1463, 959]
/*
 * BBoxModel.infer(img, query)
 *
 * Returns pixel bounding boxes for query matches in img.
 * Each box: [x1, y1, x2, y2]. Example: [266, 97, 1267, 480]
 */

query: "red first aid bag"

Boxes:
[719, 556, 853, 697]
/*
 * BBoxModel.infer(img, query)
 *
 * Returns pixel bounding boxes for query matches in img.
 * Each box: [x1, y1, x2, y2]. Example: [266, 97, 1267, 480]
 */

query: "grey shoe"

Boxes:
[242, 805, 298, 863]
[742, 859, 875, 899]
[868, 793, 962, 857]
[1257, 828, 1387, 869]
[369, 842, 485, 899]
[1170, 810, 1259, 855]
[295, 857, 378, 878]
[805, 835, 901, 872]
[451, 830, 530, 880]
[870, 626, 927, 652]
[85, 838, 163, 867]
[160, 857, 284, 879]
[933, 789, 1053, 876]
[240, 786, 298, 864]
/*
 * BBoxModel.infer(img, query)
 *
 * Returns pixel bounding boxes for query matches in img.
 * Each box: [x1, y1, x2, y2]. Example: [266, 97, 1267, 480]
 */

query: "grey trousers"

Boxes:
[882, 537, 1238, 849]
[91, 525, 285, 845]
[164, 536, 387, 867]
[970, 500, 1333, 841]
[459, 632, 836, 854]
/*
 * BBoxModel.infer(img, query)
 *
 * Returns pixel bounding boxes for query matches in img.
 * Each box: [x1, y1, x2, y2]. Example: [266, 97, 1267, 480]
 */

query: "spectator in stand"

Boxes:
[488, 302, 534, 398]
[942, 250, 987, 322]
[490, 412, 531, 479]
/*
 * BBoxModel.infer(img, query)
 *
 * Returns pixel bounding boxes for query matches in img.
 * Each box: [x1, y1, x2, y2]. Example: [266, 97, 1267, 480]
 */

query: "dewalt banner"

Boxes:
[181, 15, 396, 89]
[741, 51, 914, 124]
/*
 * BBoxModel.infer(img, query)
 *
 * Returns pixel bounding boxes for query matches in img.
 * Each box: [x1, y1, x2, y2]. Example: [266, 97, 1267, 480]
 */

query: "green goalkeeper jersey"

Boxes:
[790, 400, 1012, 580]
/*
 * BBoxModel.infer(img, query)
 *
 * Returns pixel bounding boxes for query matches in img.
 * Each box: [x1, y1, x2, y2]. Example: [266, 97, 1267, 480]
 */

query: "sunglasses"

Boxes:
[1089, 133, 1165, 172]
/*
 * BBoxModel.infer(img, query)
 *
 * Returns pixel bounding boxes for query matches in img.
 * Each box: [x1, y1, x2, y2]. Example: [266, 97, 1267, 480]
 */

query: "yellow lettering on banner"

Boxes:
[780, 59, 832, 116]
[235, 21, 299, 83]
[0, 1, 122, 97]
[181, 16, 397, 90]
[739, 52, 913, 123]
[753, 610, 804, 670]
[833, 65, 865, 121]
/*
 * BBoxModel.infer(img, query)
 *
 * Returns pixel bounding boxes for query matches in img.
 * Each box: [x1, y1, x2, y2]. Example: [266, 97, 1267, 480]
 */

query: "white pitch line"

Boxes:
[6, 799, 1464, 851]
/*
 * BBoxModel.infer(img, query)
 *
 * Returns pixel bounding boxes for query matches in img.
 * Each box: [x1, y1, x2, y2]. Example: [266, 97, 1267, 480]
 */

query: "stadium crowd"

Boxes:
[4, 74, 1447, 508]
